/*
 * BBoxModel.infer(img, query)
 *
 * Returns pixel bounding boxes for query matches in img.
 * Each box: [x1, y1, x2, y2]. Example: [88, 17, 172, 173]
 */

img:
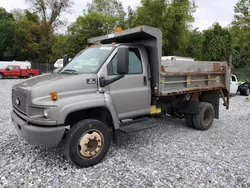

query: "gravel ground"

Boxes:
[1, 79, 250, 187]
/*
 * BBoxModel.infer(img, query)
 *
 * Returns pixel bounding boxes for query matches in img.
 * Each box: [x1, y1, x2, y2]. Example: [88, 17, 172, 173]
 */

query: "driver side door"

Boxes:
[5, 66, 14, 76]
[107, 47, 151, 119]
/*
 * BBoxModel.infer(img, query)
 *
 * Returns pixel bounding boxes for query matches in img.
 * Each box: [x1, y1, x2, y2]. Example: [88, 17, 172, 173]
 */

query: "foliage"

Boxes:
[25, 0, 73, 27]
[68, 12, 117, 54]
[0, 8, 15, 60]
[4, 0, 250, 69]
[186, 29, 203, 60]
[132, 0, 196, 56]
[201, 23, 232, 62]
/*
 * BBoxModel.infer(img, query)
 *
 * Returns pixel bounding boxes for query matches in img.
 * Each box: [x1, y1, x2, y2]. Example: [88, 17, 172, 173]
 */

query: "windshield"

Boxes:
[61, 46, 114, 74]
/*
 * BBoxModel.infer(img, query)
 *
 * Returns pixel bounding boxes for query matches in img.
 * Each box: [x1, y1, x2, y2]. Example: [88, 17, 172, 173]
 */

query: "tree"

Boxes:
[163, 0, 196, 55]
[0, 8, 15, 60]
[87, 0, 126, 28]
[186, 29, 204, 60]
[229, 0, 250, 68]
[87, 0, 125, 18]
[50, 34, 75, 62]
[233, 0, 250, 27]
[68, 12, 117, 54]
[25, 0, 73, 27]
[202, 23, 232, 62]
[132, 0, 196, 56]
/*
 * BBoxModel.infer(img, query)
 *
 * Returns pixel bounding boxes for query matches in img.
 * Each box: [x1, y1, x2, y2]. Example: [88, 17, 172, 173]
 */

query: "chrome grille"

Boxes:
[12, 89, 27, 114]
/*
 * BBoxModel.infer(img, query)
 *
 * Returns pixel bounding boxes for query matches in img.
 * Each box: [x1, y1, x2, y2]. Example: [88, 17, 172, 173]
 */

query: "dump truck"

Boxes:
[11, 26, 230, 167]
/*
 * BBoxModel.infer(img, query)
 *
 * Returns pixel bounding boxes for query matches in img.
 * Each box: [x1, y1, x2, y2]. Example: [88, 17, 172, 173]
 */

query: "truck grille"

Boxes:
[12, 89, 27, 114]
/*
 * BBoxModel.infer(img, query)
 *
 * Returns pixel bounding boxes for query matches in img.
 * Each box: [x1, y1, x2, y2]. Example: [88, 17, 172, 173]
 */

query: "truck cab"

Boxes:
[11, 26, 230, 168]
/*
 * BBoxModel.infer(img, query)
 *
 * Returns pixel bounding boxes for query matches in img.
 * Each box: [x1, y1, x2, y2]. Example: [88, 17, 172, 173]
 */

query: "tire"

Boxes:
[28, 73, 34, 78]
[64, 119, 111, 168]
[0, 73, 3, 79]
[185, 114, 195, 128]
[193, 102, 214, 131]
[244, 88, 250, 96]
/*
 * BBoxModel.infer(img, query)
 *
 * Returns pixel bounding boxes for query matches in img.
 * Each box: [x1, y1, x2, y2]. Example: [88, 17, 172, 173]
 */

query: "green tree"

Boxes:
[68, 12, 117, 54]
[202, 23, 232, 62]
[25, 0, 73, 27]
[186, 28, 203, 60]
[50, 34, 75, 62]
[132, 0, 196, 56]
[87, 0, 126, 28]
[229, 0, 250, 68]
[0, 8, 15, 60]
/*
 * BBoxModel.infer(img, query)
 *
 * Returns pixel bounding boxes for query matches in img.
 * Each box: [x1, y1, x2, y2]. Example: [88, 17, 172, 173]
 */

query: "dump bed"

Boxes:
[88, 25, 230, 97]
[160, 60, 230, 96]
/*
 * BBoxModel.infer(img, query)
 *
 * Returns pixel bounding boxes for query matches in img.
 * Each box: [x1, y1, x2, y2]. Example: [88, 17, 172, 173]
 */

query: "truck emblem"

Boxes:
[15, 98, 20, 105]
[87, 79, 96, 84]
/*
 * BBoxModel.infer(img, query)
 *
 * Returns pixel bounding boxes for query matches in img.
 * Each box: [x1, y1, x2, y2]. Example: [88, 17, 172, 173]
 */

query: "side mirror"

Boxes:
[63, 55, 69, 67]
[117, 47, 129, 75]
[6, 67, 9, 71]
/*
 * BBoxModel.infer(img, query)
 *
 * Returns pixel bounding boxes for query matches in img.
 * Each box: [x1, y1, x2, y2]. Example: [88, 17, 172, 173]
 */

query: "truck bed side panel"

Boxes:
[159, 60, 229, 96]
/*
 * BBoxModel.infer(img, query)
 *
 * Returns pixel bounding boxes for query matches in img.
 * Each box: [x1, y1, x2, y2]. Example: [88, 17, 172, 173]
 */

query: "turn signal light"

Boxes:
[115, 27, 122, 32]
[50, 92, 58, 101]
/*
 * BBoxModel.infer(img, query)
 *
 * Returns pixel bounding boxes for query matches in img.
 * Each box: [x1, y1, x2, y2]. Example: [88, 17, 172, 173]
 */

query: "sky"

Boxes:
[0, 0, 238, 31]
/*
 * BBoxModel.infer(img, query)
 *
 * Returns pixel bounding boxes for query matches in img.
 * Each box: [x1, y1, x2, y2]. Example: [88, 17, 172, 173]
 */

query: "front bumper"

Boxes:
[11, 111, 66, 147]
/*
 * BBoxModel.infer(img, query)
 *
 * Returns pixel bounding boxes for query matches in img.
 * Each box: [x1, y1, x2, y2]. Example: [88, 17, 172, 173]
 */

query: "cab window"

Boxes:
[108, 48, 143, 75]
[231, 76, 236, 82]
[7, 66, 14, 70]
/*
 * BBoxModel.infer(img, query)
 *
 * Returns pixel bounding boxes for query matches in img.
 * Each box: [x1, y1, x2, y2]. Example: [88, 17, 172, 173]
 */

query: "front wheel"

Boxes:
[0, 73, 3, 79]
[64, 119, 111, 167]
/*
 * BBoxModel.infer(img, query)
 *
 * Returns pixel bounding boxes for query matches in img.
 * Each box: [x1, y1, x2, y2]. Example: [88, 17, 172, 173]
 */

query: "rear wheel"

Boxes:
[244, 88, 250, 96]
[0, 73, 3, 79]
[64, 119, 111, 167]
[185, 114, 195, 128]
[28, 73, 34, 78]
[193, 102, 214, 131]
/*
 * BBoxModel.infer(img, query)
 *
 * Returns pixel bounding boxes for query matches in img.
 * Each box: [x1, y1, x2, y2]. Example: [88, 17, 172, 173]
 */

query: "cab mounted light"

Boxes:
[115, 27, 122, 32]
[50, 92, 58, 101]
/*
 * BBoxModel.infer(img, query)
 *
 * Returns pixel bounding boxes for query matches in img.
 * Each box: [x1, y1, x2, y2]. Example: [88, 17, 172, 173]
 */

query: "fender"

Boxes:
[58, 92, 120, 129]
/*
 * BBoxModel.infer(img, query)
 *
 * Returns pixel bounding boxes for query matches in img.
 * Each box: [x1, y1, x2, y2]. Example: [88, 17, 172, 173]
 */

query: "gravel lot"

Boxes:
[1, 79, 250, 187]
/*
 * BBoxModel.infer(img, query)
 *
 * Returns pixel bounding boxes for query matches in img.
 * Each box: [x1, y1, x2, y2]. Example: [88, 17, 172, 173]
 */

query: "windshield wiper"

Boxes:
[61, 69, 78, 75]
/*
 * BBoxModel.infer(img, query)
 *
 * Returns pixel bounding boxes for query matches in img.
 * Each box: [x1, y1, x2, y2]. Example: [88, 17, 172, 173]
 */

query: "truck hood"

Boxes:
[13, 73, 99, 104]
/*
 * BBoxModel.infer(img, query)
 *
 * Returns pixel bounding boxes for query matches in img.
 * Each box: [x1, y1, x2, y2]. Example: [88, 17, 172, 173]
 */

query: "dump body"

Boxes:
[89, 26, 230, 97]
[160, 60, 230, 96]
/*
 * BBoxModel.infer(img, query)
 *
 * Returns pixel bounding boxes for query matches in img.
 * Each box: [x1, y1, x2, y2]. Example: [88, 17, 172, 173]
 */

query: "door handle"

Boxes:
[143, 76, 147, 86]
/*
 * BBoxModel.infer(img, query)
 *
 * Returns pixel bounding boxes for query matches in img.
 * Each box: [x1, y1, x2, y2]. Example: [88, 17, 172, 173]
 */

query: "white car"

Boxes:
[230, 74, 243, 95]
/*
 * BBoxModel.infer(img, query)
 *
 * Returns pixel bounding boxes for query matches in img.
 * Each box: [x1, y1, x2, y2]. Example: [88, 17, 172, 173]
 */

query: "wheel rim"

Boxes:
[203, 108, 212, 126]
[247, 89, 250, 95]
[78, 130, 104, 158]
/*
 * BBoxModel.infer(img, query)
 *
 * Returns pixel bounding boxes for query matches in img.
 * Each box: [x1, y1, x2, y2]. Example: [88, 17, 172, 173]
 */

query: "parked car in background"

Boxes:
[54, 58, 72, 68]
[230, 74, 243, 95]
[0, 65, 39, 79]
[238, 82, 250, 96]
[53, 67, 62, 74]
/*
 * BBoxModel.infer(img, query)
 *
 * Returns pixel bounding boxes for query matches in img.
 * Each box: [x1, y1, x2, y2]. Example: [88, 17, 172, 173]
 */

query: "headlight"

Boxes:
[44, 109, 49, 118]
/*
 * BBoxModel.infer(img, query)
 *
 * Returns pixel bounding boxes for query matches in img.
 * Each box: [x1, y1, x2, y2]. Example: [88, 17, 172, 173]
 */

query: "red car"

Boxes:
[0, 65, 39, 79]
